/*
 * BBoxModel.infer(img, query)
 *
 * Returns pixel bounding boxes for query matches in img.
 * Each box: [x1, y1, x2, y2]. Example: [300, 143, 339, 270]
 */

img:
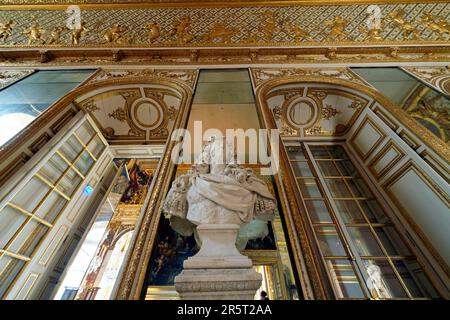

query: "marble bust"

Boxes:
[162, 136, 277, 248]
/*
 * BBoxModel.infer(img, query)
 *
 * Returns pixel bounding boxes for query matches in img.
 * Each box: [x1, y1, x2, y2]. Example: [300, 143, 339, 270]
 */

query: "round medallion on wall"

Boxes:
[284, 97, 318, 129]
[130, 98, 164, 131]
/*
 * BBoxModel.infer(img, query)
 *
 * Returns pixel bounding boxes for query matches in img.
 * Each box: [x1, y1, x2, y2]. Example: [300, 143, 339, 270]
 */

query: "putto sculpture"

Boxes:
[162, 135, 276, 249]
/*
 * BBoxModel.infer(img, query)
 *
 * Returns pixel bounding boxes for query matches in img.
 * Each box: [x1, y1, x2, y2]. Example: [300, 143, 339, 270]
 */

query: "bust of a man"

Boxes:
[163, 136, 276, 247]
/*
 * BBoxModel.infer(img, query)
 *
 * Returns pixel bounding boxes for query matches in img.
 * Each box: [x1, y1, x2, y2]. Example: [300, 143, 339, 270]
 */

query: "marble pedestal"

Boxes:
[174, 224, 262, 300]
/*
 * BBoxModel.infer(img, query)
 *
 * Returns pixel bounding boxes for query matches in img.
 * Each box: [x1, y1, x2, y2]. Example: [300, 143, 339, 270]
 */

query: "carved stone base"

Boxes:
[174, 224, 262, 300]
[183, 224, 252, 269]
[175, 268, 262, 300]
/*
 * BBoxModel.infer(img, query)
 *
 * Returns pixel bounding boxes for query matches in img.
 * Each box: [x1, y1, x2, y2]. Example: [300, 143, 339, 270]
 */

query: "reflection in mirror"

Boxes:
[54, 158, 159, 300]
[351, 67, 450, 144]
[0, 70, 94, 147]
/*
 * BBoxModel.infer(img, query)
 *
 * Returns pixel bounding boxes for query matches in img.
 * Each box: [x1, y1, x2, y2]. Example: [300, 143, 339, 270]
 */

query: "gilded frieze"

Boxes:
[0, 46, 449, 66]
[0, 3, 449, 49]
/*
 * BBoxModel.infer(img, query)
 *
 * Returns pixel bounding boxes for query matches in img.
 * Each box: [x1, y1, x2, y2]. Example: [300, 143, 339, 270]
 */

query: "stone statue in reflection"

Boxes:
[365, 262, 391, 299]
[162, 136, 277, 249]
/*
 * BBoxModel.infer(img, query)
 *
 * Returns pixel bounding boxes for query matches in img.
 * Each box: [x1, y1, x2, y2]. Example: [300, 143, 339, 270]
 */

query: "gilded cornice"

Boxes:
[1, 46, 450, 67]
[0, 2, 449, 49]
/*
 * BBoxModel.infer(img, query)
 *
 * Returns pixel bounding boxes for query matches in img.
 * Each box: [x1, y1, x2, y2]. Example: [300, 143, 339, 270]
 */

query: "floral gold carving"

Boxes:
[321, 105, 341, 120]
[167, 106, 177, 120]
[305, 125, 323, 135]
[309, 90, 327, 101]
[80, 99, 100, 113]
[281, 122, 298, 136]
[88, 68, 198, 89]
[252, 67, 369, 88]
[348, 99, 365, 110]
[108, 107, 127, 122]
[272, 105, 281, 120]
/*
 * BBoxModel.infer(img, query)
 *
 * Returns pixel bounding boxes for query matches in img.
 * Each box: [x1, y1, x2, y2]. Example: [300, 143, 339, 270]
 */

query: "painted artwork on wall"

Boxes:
[147, 217, 198, 286]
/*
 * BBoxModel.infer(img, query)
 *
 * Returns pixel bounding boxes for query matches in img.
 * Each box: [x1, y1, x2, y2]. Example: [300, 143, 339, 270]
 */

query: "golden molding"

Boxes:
[368, 140, 406, 180]
[349, 115, 387, 161]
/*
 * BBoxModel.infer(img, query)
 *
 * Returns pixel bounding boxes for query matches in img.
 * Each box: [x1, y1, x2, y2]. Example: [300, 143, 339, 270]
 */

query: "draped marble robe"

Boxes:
[162, 136, 276, 248]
